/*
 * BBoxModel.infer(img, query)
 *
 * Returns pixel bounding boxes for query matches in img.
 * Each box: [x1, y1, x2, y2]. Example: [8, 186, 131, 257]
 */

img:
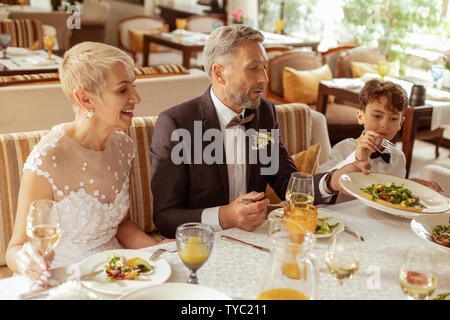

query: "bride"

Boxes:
[5, 42, 170, 283]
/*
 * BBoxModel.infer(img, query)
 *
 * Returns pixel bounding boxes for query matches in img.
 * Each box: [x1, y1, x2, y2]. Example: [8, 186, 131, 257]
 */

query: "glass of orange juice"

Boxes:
[377, 61, 390, 81]
[43, 35, 56, 60]
[275, 20, 284, 34]
[176, 222, 214, 284]
[175, 18, 187, 39]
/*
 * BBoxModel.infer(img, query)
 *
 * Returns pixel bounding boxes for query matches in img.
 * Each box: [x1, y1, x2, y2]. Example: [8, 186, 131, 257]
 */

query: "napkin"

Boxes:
[24, 57, 53, 66]
[426, 88, 450, 101]
[321, 78, 364, 89]
[6, 47, 29, 56]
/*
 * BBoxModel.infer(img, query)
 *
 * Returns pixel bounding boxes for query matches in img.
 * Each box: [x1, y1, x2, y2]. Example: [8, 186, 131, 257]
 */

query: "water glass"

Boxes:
[430, 65, 444, 88]
[0, 33, 11, 59]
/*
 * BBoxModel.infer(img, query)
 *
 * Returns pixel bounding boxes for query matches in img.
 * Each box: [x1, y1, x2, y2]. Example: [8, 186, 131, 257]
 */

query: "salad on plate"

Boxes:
[104, 253, 154, 281]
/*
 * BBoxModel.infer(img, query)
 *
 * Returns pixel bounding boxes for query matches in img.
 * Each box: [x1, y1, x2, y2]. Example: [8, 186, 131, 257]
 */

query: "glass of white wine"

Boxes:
[399, 247, 437, 300]
[26, 200, 61, 277]
[325, 231, 361, 285]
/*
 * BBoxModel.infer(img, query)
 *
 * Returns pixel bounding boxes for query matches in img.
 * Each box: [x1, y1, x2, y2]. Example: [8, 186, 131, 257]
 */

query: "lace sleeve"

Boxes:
[117, 130, 136, 171]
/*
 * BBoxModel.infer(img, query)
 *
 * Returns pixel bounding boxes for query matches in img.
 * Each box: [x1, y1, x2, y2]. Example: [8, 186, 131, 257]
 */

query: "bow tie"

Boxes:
[370, 150, 391, 163]
[226, 113, 255, 128]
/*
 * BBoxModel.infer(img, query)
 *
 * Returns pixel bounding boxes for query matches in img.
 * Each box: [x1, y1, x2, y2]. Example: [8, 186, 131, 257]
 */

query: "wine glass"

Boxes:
[0, 33, 11, 59]
[175, 18, 187, 39]
[43, 35, 56, 60]
[430, 65, 444, 88]
[325, 231, 361, 285]
[26, 199, 61, 285]
[275, 19, 284, 35]
[377, 61, 390, 81]
[399, 247, 437, 300]
[18, 0, 25, 9]
[284, 172, 318, 233]
[176, 222, 214, 284]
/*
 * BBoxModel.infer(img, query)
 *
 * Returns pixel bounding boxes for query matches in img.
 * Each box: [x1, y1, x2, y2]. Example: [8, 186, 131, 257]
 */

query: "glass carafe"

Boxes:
[257, 219, 319, 300]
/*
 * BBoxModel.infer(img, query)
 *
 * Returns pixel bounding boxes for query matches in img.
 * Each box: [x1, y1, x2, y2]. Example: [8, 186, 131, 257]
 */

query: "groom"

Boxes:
[150, 25, 369, 238]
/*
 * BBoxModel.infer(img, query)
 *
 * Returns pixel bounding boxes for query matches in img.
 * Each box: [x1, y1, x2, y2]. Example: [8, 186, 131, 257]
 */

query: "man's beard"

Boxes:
[227, 84, 264, 110]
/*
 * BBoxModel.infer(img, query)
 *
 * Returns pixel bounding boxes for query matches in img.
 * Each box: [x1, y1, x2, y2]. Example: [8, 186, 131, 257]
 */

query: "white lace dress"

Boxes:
[23, 124, 135, 268]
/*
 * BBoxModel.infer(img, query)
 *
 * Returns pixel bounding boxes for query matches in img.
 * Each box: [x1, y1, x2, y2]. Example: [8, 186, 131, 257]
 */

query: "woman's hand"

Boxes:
[16, 242, 54, 284]
[409, 178, 444, 193]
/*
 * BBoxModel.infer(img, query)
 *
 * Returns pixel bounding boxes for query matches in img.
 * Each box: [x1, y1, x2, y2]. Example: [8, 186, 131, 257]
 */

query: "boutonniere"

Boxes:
[252, 131, 275, 150]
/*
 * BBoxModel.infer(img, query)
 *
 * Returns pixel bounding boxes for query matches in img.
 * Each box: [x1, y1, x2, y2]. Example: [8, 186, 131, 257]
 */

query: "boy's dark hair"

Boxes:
[359, 79, 408, 113]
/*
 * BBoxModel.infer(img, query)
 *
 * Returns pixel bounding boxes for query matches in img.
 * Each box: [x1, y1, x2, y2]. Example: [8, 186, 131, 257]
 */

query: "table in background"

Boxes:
[0, 49, 64, 76]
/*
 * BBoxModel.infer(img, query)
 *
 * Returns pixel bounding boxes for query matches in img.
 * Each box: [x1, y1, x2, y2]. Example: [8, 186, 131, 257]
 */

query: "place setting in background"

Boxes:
[410, 212, 449, 253]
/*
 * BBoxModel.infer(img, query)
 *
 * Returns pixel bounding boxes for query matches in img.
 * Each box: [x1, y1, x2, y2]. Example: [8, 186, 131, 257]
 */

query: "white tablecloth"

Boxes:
[1, 200, 449, 300]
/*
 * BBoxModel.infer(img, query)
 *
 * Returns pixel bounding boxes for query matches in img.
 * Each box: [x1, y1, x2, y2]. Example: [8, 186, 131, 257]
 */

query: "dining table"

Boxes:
[0, 199, 448, 300]
[316, 75, 450, 178]
[0, 49, 64, 76]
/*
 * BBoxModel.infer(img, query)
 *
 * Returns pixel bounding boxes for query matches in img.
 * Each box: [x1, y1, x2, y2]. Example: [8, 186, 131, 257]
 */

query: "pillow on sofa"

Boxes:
[129, 26, 169, 53]
[283, 64, 332, 104]
[265, 143, 321, 205]
[350, 61, 379, 78]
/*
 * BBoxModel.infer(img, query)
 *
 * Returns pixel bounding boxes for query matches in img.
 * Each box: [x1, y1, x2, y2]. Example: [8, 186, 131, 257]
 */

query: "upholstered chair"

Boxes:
[185, 14, 225, 34]
[337, 46, 387, 78]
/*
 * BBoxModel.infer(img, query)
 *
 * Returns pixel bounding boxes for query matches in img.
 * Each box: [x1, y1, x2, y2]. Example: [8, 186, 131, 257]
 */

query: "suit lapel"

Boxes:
[244, 108, 259, 192]
[199, 88, 229, 200]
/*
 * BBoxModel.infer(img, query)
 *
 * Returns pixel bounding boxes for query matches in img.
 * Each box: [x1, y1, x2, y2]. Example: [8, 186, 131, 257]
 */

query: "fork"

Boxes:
[381, 139, 398, 151]
[149, 248, 177, 261]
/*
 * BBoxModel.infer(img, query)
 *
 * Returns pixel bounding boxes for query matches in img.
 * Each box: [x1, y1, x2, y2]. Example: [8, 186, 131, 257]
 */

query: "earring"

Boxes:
[85, 109, 95, 119]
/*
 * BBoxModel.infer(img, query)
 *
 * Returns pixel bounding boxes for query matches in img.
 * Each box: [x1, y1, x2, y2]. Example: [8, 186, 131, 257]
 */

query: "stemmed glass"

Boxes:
[18, 0, 25, 9]
[176, 222, 214, 284]
[43, 35, 56, 60]
[325, 231, 361, 285]
[377, 61, 390, 81]
[175, 18, 187, 39]
[430, 65, 444, 88]
[275, 19, 284, 34]
[26, 200, 61, 285]
[284, 172, 317, 233]
[399, 247, 437, 300]
[0, 33, 11, 59]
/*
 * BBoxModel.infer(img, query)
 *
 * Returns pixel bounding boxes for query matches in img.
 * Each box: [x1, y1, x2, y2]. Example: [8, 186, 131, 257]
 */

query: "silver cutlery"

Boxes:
[344, 226, 365, 242]
[19, 269, 103, 300]
[149, 248, 177, 261]
[221, 235, 270, 253]
[381, 138, 398, 151]
[268, 201, 285, 207]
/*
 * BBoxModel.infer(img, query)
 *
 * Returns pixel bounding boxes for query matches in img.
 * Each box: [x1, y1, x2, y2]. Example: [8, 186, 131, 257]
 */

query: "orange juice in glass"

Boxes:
[257, 288, 309, 300]
[178, 236, 210, 269]
[175, 18, 187, 39]
[43, 35, 56, 60]
[275, 20, 284, 35]
[377, 61, 390, 80]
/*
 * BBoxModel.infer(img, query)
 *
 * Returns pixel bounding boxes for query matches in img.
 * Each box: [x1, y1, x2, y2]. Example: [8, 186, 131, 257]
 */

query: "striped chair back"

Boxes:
[0, 19, 43, 49]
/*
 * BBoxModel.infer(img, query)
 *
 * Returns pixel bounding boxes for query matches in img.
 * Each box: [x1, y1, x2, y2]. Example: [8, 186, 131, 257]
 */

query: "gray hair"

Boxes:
[59, 41, 135, 106]
[202, 24, 264, 79]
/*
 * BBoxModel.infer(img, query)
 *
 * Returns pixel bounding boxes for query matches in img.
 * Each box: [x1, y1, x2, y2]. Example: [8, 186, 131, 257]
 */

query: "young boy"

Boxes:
[319, 79, 442, 193]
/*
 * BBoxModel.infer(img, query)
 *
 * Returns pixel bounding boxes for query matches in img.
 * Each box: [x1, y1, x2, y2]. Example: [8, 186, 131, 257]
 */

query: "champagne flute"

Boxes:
[26, 200, 61, 285]
[377, 61, 390, 81]
[399, 247, 437, 300]
[0, 33, 11, 59]
[325, 231, 361, 285]
[284, 172, 318, 233]
[175, 18, 187, 39]
[176, 222, 214, 284]
[275, 19, 284, 35]
[43, 35, 56, 60]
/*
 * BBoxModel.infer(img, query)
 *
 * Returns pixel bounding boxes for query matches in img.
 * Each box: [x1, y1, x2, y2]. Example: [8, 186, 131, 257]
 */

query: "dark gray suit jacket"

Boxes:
[150, 88, 327, 238]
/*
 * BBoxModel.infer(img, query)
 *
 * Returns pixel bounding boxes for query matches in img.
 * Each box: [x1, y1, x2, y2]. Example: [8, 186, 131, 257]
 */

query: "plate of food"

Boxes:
[340, 172, 449, 218]
[78, 249, 171, 296]
[410, 213, 449, 252]
[118, 282, 231, 300]
[268, 208, 344, 238]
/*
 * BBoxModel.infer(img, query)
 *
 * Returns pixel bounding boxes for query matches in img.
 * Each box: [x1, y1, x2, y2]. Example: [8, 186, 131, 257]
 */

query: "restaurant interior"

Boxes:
[0, 0, 448, 301]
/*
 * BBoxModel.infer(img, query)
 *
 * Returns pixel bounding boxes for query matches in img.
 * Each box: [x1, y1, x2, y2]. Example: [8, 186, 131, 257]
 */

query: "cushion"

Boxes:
[0, 73, 59, 87]
[351, 61, 378, 78]
[283, 64, 333, 104]
[325, 102, 360, 125]
[128, 26, 169, 53]
[133, 65, 188, 78]
[266, 144, 321, 204]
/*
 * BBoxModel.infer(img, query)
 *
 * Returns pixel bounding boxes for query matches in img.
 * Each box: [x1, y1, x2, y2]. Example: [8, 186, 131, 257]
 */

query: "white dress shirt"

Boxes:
[318, 138, 406, 178]
[201, 87, 247, 231]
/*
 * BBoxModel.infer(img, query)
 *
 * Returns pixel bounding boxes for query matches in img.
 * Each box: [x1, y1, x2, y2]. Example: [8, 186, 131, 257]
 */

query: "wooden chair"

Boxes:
[185, 14, 225, 34]
[0, 19, 43, 49]
[337, 46, 387, 78]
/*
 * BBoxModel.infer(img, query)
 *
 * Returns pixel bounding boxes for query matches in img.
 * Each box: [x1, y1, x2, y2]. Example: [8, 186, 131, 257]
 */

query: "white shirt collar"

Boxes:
[210, 86, 245, 128]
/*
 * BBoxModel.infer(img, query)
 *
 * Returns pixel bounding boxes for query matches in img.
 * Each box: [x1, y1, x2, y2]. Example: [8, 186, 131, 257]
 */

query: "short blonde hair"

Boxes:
[59, 41, 135, 106]
[202, 24, 264, 79]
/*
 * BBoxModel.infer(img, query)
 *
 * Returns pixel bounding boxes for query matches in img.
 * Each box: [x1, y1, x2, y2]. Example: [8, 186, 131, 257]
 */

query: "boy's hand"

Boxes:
[409, 178, 444, 193]
[355, 130, 383, 161]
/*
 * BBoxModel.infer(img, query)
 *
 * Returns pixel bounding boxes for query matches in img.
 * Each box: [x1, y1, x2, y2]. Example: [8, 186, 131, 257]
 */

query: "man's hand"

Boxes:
[329, 161, 372, 196]
[219, 191, 269, 231]
[355, 130, 382, 161]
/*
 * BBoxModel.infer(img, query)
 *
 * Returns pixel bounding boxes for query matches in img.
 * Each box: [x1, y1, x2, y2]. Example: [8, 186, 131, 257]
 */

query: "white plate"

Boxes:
[6, 47, 29, 56]
[78, 249, 171, 296]
[410, 213, 449, 252]
[268, 208, 344, 238]
[118, 282, 231, 300]
[340, 172, 450, 218]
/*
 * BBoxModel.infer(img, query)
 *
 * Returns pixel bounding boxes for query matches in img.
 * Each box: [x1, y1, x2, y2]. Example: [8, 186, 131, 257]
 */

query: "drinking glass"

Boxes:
[175, 18, 187, 39]
[176, 222, 214, 284]
[0, 33, 11, 59]
[399, 247, 437, 300]
[275, 19, 284, 34]
[377, 61, 390, 80]
[430, 65, 444, 88]
[43, 35, 56, 60]
[325, 231, 361, 285]
[284, 172, 318, 233]
[18, 0, 25, 9]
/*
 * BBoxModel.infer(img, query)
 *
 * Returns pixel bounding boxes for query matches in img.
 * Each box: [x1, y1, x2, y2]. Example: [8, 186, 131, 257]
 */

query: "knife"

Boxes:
[344, 226, 365, 242]
[19, 269, 103, 300]
[220, 235, 270, 253]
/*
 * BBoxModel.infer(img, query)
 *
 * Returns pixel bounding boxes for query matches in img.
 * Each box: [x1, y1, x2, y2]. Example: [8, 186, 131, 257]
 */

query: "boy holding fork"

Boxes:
[319, 79, 442, 193]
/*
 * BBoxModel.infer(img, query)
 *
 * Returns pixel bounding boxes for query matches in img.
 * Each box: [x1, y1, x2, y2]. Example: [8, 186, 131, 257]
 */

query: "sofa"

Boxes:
[0, 101, 330, 279]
